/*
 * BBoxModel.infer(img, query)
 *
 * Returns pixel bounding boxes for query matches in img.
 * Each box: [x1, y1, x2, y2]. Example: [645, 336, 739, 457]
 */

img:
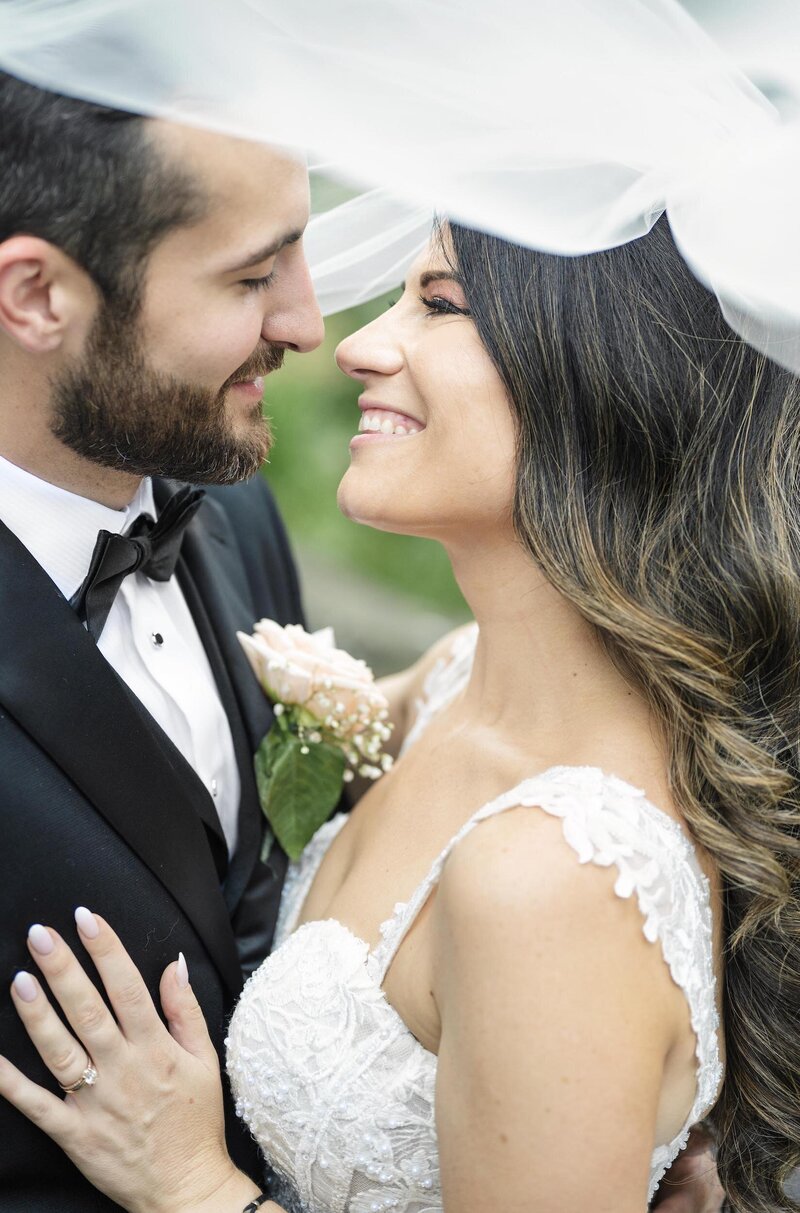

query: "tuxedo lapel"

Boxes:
[175, 558, 265, 915]
[156, 480, 273, 915]
[0, 518, 243, 998]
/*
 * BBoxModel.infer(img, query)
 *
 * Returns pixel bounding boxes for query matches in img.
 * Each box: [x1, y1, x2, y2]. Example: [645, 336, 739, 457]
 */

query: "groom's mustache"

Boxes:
[223, 343, 285, 391]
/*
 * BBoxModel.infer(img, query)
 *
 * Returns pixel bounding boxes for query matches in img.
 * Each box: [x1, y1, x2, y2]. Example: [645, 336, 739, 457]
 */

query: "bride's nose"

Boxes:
[335, 316, 403, 381]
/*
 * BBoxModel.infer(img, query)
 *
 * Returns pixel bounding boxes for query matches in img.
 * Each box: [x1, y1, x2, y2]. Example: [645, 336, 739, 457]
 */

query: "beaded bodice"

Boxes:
[226, 627, 723, 1212]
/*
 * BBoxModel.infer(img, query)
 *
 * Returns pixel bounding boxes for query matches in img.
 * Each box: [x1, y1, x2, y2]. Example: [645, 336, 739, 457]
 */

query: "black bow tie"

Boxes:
[70, 485, 205, 642]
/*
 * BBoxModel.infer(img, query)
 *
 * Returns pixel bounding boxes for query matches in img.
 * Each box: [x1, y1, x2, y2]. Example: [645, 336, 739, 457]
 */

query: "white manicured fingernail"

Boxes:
[13, 972, 37, 1003]
[27, 925, 54, 955]
[74, 907, 100, 939]
[176, 952, 189, 989]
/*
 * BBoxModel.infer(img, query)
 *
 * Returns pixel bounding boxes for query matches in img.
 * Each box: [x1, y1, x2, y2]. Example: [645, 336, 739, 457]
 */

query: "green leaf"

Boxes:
[254, 730, 345, 861]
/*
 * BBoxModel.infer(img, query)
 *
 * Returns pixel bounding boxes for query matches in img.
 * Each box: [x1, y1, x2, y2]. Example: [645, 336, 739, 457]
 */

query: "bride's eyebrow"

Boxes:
[418, 270, 463, 288]
[395, 270, 463, 293]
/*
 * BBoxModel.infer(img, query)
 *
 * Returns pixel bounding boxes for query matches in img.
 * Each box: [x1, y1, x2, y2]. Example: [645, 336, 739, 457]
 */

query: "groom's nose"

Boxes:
[262, 248, 324, 354]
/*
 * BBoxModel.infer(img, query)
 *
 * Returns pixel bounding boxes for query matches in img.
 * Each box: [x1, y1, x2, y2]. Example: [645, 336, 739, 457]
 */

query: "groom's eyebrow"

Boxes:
[227, 230, 304, 273]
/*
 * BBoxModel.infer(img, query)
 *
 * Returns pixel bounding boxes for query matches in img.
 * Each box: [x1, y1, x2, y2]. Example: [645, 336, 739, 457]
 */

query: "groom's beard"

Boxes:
[50, 305, 282, 485]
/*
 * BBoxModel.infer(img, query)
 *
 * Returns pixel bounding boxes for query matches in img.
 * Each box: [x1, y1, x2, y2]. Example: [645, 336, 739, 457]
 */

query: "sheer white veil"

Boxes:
[1, 0, 800, 370]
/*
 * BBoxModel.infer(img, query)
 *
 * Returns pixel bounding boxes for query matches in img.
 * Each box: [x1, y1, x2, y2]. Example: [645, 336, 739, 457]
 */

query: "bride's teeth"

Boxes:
[356, 410, 423, 437]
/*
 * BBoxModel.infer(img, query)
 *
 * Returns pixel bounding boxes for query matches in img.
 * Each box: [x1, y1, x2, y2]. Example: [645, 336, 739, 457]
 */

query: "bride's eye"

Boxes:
[420, 294, 471, 318]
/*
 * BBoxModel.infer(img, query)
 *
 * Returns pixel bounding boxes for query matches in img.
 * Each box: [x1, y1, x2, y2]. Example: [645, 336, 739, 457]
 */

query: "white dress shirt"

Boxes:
[0, 453, 241, 855]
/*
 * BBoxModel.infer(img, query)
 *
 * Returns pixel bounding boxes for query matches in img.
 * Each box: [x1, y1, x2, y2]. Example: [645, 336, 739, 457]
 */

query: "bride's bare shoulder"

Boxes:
[430, 806, 682, 1213]
[434, 803, 623, 940]
[431, 802, 685, 1042]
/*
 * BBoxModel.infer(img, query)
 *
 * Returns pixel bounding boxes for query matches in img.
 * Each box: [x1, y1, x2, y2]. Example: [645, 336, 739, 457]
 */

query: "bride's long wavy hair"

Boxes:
[444, 216, 800, 1213]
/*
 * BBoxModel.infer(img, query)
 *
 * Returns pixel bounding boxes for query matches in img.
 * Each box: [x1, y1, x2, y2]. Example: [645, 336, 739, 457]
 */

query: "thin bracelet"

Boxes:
[242, 1195, 270, 1212]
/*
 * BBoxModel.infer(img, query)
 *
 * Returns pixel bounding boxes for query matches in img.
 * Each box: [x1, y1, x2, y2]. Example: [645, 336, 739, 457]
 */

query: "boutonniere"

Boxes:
[238, 620, 394, 860]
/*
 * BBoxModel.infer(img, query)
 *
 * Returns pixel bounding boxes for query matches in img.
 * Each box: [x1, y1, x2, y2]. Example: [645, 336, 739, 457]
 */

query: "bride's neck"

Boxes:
[444, 529, 653, 750]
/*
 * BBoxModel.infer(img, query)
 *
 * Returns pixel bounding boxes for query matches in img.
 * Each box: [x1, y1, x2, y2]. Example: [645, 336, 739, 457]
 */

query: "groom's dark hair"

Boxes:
[0, 70, 206, 314]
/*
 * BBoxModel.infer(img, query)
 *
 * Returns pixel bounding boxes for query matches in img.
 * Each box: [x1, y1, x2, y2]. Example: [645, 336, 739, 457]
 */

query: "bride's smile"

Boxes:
[352, 401, 423, 440]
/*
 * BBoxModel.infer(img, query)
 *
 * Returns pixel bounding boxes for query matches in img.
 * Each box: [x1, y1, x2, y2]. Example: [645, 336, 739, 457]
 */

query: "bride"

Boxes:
[1, 215, 798, 1213]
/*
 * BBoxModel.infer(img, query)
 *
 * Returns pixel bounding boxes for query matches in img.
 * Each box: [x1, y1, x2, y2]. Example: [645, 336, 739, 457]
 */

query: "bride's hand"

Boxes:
[0, 910, 262, 1213]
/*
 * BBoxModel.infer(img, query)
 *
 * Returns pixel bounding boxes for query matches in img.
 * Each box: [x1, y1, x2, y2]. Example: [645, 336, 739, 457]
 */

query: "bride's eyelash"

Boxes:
[242, 271, 276, 292]
[419, 294, 471, 317]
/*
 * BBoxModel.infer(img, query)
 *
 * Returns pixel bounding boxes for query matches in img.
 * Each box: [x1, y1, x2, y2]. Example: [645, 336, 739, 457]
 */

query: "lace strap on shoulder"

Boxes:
[373, 767, 722, 1141]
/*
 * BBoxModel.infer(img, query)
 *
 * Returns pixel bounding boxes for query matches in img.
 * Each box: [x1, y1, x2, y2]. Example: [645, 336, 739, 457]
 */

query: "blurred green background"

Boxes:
[260, 297, 471, 675]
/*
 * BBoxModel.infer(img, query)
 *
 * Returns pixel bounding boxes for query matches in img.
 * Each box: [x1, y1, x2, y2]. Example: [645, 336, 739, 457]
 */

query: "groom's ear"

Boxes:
[0, 235, 99, 355]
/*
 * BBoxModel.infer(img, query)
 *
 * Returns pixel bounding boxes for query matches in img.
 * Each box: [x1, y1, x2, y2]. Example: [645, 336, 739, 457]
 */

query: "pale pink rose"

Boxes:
[237, 619, 388, 737]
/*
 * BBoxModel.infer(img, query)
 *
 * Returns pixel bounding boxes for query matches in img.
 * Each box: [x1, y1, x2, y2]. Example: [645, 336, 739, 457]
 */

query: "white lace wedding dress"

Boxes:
[226, 626, 723, 1213]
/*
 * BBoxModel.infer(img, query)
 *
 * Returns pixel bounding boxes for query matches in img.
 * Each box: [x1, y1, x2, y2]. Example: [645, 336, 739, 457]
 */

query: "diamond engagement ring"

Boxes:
[59, 1063, 98, 1093]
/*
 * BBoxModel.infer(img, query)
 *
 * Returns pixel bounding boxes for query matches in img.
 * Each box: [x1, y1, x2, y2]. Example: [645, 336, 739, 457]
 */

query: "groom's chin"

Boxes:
[221, 408, 273, 468]
[161, 421, 273, 486]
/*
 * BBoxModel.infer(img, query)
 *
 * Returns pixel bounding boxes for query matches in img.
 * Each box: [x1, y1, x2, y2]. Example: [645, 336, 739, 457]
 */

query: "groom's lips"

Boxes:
[229, 376, 265, 400]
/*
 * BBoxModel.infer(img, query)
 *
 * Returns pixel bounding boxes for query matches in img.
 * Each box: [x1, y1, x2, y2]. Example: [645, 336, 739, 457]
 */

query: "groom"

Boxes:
[0, 72, 323, 1209]
[0, 71, 719, 1213]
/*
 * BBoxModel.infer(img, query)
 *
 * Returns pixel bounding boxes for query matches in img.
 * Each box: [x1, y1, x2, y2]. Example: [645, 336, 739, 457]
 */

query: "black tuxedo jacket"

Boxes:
[0, 474, 303, 1210]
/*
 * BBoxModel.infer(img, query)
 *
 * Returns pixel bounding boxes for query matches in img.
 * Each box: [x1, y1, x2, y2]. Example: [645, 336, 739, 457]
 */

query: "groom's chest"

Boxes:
[98, 566, 241, 856]
[0, 489, 278, 993]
